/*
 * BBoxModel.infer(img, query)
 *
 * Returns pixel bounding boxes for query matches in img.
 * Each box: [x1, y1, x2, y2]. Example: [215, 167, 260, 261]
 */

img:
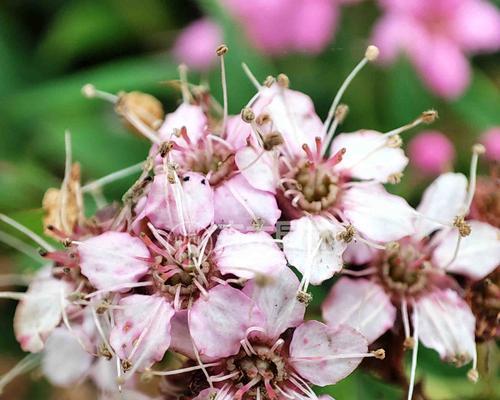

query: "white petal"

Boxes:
[42, 327, 93, 387]
[109, 295, 174, 370]
[78, 231, 150, 291]
[243, 268, 305, 340]
[415, 173, 468, 239]
[214, 228, 286, 279]
[322, 278, 396, 344]
[14, 268, 73, 353]
[283, 216, 347, 285]
[415, 289, 476, 365]
[290, 321, 368, 386]
[432, 220, 500, 280]
[341, 182, 415, 242]
[235, 146, 279, 193]
[331, 130, 408, 183]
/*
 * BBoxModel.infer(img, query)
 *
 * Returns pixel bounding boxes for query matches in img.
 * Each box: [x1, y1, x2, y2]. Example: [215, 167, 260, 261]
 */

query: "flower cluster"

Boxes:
[0, 44, 498, 400]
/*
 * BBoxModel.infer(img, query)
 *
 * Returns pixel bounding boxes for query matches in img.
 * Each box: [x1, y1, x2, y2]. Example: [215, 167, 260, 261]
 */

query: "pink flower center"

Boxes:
[281, 159, 340, 214]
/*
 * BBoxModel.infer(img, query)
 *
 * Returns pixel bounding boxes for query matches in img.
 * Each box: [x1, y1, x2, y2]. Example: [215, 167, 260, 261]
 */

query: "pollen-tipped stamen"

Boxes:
[322, 46, 379, 137]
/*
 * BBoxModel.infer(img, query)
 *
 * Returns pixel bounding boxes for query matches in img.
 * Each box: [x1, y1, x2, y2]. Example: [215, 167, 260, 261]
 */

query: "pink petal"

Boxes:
[78, 231, 150, 290]
[214, 228, 286, 279]
[172, 19, 222, 71]
[42, 327, 93, 387]
[158, 103, 207, 145]
[452, 0, 500, 52]
[14, 269, 73, 353]
[412, 37, 470, 99]
[415, 172, 467, 239]
[414, 289, 476, 364]
[109, 295, 174, 370]
[341, 182, 415, 242]
[263, 87, 324, 157]
[235, 146, 279, 193]
[322, 278, 396, 344]
[432, 221, 500, 280]
[283, 216, 347, 285]
[189, 284, 264, 358]
[331, 130, 408, 183]
[290, 321, 368, 386]
[343, 240, 376, 265]
[144, 172, 215, 235]
[213, 175, 280, 233]
[243, 267, 305, 340]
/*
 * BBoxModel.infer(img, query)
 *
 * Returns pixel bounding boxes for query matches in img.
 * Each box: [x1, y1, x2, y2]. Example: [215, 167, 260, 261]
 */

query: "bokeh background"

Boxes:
[0, 0, 498, 399]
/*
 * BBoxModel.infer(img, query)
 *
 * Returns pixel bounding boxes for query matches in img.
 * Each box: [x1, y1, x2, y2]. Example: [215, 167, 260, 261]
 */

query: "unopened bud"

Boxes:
[216, 44, 228, 56]
[365, 45, 380, 62]
[421, 110, 438, 124]
[277, 73, 290, 88]
[241, 107, 255, 123]
[116, 91, 164, 132]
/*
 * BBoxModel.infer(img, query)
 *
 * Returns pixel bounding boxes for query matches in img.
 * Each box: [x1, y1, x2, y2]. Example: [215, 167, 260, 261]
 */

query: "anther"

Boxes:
[98, 343, 113, 360]
[81, 83, 96, 98]
[453, 215, 471, 237]
[385, 241, 400, 253]
[277, 73, 290, 88]
[467, 368, 479, 383]
[335, 104, 349, 124]
[62, 238, 72, 247]
[472, 143, 486, 155]
[263, 76, 275, 87]
[388, 172, 403, 184]
[216, 44, 228, 56]
[141, 369, 154, 383]
[241, 107, 255, 123]
[387, 134, 403, 148]
[403, 337, 415, 350]
[263, 131, 284, 150]
[371, 348, 386, 360]
[365, 45, 380, 62]
[421, 110, 438, 124]
[296, 290, 312, 305]
[121, 359, 132, 372]
[337, 225, 355, 243]
[38, 248, 48, 257]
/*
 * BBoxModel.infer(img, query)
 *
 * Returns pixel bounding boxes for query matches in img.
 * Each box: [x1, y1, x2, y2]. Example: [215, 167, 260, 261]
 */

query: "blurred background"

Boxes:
[0, 0, 498, 398]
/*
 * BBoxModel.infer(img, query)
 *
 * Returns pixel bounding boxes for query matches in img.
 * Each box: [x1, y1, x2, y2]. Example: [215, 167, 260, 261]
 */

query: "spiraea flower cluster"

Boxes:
[0, 44, 498, 400]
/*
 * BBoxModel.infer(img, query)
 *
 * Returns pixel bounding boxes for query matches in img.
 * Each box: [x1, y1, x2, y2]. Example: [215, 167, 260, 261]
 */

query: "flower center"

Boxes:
[282, 160, 340, 213]
[185, 143, 235, 186]
[378, 244, 430, 297]
[226, 343, 287, 397]
[149, 234, 217, 308]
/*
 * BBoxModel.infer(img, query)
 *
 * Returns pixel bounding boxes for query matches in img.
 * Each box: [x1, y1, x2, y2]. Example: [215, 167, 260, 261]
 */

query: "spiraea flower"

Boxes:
[322, 147, 500, 398]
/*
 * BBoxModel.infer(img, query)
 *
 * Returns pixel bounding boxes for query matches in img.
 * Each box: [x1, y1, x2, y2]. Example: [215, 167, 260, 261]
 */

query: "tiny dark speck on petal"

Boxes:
[183, 176, 190, 181]
[201, 179, 206, 185]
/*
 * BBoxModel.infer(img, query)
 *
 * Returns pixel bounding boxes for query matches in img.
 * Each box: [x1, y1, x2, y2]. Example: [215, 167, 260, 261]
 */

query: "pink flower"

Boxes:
[187, 268, 374, 397]
[481, 127, 500, 161]
[172, 18, 222, 71]
[322, 172, 500, 389]
[372, 0, 500, 98]
[408, 131, 455, 175]
[233, 77, 421, 287]
[222, 0, 338, 54]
